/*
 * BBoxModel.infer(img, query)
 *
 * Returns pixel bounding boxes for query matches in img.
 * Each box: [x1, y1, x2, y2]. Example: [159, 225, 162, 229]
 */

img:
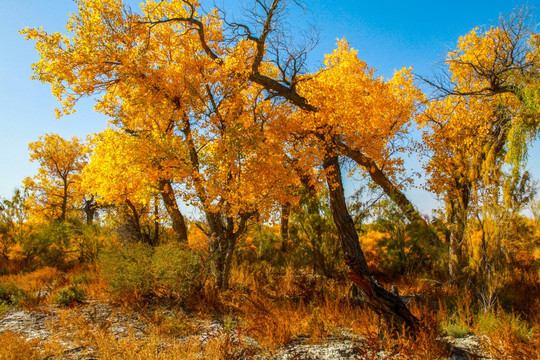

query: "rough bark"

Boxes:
[83, 196, 97, 225]
[280, 202, 291, 252]
[447, 185, 470, 280]
[336, 142, 439, 247]
[125, 199, 145, 242]
[158, 179, 188, 243]
[209, 212, 251, 290]
[323, 154, 419, 332]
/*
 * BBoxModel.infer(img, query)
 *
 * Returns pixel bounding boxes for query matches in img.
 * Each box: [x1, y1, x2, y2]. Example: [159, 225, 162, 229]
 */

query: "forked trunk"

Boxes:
[207, 212, 252, 290]
[323, 154, 419, 332]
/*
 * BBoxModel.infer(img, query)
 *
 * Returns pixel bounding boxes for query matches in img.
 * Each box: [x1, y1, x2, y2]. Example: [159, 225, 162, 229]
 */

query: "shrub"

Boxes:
[153, 243, 205, 299]
[54, 285, 85, 306]
[75, 224, 106, 263]
[99, 242, 206, 301]
[21, 221, 80, 270]
[0, 283, 24, 305]
[443, 318, 470, 338]
[476, 310, 533, 341]
[99, 242, 154, 297]
[0, 301, 9, 317]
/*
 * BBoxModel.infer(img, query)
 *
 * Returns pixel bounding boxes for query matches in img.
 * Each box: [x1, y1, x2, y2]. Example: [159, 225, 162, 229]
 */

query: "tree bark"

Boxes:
[209, 212, 251, 290]
[60, 177, 68, 222]
[447, 186, 470, 280]
[280, 202, 291, 252]
[297, 169, 329, 276]
[125, 199, 144, 242]
[83, 196, 97, 225]
[159, 179, 188, 243]
[323, 154, 418, 332]
[336, 142, 439, 247]
[153, 198, 160, 246]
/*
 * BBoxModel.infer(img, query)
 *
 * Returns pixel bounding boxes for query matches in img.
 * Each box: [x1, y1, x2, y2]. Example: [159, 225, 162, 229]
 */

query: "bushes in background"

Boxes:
[100, 242, 206, 301]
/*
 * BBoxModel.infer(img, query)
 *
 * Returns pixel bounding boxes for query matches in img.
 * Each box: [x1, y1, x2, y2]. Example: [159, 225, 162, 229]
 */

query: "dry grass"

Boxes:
[475, 309, 540, 359]
[0, 331, 43, 360]
[1, 259, 539, 359]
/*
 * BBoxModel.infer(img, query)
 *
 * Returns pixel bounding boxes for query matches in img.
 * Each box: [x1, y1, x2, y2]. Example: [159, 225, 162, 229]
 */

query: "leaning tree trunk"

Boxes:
[159, 179, 188, 243]
[125, 199, 145, 243]
[337, 143, 439, 247]
[323, 154, 419, 332]
[280, 202, 291, 252]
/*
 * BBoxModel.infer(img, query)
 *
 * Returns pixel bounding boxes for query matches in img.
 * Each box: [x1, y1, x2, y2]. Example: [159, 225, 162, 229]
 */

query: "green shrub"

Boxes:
[476, 310, 533, 341]
[99, 242, 154, 297]
[54, 285, 85, 306]
[443, 320, 470, 338]
[99, 242, 206, 300]
[71, 273, 94, 285]
[153, 243, 205, 298]
[0, 283, 24, 305]
[0, 301, 8, 317]
[76, 224, 106, 263]
[21, 221, 80, 270]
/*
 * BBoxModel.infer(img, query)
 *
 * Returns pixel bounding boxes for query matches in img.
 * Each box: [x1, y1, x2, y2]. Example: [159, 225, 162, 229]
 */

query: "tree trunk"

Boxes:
[280, 202, 291, 252]
[448, 227, 465, 280]
[60, 177, 68, 222]
[337, 143, 439, 247]
[305, 191, 327, 276]
[83, 196, 97, 225]
[208, 212, 252, 290]
[323, 154, 418, 332]
[125, 199, 144, 242]
[219, 232, 238, 291]
[447, 186, 470, 280]
[159, 179, 188, 243]
[153, 198, 160, 246]
[294, 164, 331, 276]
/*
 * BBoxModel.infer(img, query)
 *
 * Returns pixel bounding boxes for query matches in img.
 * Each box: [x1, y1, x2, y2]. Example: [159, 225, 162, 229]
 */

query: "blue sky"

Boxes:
[1, 0, 538, 216]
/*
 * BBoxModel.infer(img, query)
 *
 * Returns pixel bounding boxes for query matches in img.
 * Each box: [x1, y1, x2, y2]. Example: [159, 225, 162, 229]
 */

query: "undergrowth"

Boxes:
[0, 258, 538, 359]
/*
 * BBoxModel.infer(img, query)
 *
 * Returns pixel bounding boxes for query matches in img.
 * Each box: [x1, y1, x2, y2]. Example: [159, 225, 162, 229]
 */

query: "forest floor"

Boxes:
[0, 295, 486, 359]
[1, 265, 537, 359]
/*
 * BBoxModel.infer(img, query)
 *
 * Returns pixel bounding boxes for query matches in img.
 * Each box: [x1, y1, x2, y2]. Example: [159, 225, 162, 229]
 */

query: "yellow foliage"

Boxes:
[7, 244, 24, 262]
[358, 230, 390, 268]
[25, 134, 89, 222]
[296, 39, 423, 177]
[22, 267, 63, 287]
[187, 225, 209, 251]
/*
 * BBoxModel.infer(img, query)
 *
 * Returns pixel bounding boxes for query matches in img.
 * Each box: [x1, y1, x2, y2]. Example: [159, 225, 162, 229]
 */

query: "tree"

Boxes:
[0, 188, 28, 261]
[25, 134, 89, 223]
[23, 0, 426, 328]
[82, 129, 178, 244]
[23, 0, 300, 289]
[421, 8, 540, 280]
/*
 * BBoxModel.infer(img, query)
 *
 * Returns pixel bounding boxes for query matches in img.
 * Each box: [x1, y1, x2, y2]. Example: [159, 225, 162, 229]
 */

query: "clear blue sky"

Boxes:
[1, 0, 538, 216]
